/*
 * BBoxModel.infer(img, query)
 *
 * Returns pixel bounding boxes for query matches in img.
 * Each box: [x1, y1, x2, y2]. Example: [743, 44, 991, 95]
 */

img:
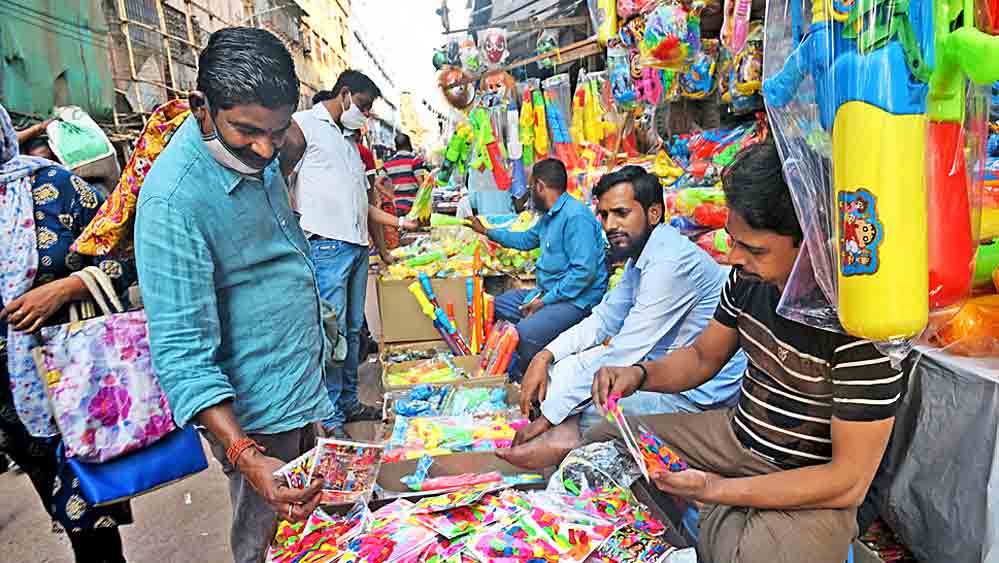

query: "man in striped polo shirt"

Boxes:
[384, 133, 428, 216]
[584, 142, 904, 562]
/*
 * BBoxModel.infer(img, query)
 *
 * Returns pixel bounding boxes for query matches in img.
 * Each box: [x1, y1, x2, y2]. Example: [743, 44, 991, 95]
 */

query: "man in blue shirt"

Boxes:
[498, 166, 745, 469]
[469, 158, 608, 377]
[134, 28, 330, 563]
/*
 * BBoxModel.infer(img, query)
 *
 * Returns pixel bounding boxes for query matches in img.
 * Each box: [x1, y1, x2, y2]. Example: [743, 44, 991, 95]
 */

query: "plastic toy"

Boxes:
[545, 90, 579, 170]
[695, 229, 732, 262]
[531, 88, 550, 157]
[929, 294, 999, 357]
[590, 0, 618, 46]
[926, 0, 999, 309]
[536, 29, 560, 69]
[609, 47, 638, 109]
[466, 278, 478, 354]
[721, 0, 753, 52]
[974, 239, 999, 288]
[618, 0, 658, 19]
[436, 122, 472, 187]
[430, 214, 470, 227]
[438, 66, 476, 110]
[680, 38, 719, 99]
[477, 321, 518, 377]
[635, 66, 665, 105]
[640, 1, 701, 71]
[459, 35, 484, 74]
[479, 28, 509, 68]
[519, 89, 536, 169]
[469, 108, 512, 191]
[506, 100, 527, 197]
[409, 278, 470, 355]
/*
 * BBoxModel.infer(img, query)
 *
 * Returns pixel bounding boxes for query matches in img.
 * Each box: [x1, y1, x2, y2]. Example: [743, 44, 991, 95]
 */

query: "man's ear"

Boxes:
[188, 91, 211, 134]
[648, 203, 664, 225]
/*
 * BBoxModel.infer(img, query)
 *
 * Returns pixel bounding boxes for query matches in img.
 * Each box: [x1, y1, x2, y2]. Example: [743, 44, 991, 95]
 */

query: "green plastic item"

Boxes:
[928, 0, 999, 122]
[430, 213, 470, 227]
[405, 251, 445, 268]
[974, 240, 999, 287]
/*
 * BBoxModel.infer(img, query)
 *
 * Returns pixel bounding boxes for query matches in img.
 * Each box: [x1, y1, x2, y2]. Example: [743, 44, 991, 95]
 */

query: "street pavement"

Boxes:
[0, 358, 384, 562]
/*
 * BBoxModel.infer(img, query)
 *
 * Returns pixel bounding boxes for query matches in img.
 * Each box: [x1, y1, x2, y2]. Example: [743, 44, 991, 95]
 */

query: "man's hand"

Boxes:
[237, 448, 323, 523]
[468, 216, 488, 236]
[592, 365, 645, 413]
[519, 296, 544, 318]
[401, 218, 421, 231]
[520, 350, 554, 415]
[380, 250, 396, 265]
[0, 278, 78, 333]
[650, 468, 719, 503]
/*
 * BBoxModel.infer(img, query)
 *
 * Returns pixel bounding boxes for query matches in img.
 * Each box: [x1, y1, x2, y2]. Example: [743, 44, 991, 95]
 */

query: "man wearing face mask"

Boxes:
[134, 28, 331, 563]
[280, 70, 418, 439]
[496, 166, 746, 470]
[467, 158, 607, 379]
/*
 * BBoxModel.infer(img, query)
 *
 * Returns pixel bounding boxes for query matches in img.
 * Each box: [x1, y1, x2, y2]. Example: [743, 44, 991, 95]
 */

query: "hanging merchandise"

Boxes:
[537, 29, 560, 70]
[608, 47, 638, 109]
[479, 28, 510, 69]
[480, 69, 516, 108]
[445, 35, 462, 66]
[618, 0, 659, 20]
[636, 66, 666, 106]
[529, 82, 551, 158]
[763, 0, 999, 344]
[433, 48, 449, 71]
[543, 74, 579, 170]
[723, 21, 765, 114]
[519, 85, 536, 170]
[618, 15, 647, 49]
[680, 38, 719, 99]
[589, 0, 618, 46]
[436, 122, 473, 187]
[469, 107, 513, 191]
[459, 34, 485, 74]
[720, 0, 753, 52]
[507, 98, 528, 197]
[438, 66, 476, 110]
[640, 1, 702, 71]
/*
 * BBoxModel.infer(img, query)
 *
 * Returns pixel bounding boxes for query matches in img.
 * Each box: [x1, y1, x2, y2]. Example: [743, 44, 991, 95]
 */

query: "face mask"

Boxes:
[201, 100, 276, 175]
[340, 93, 368, 131]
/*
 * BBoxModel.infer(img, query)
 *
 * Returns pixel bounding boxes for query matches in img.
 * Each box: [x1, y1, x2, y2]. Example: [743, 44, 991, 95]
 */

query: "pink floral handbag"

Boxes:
[32, 267, 175, 462]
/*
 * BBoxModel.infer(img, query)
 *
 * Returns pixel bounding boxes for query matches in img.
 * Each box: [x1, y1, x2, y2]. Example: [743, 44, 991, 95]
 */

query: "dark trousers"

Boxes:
[493, 289, 590, 377]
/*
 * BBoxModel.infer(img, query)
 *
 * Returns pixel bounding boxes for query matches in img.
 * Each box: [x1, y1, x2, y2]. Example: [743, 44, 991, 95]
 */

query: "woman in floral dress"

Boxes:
[0, 104, 135, 562]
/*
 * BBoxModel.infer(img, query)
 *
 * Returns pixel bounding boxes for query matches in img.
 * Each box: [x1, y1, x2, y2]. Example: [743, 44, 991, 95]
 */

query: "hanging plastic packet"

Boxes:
[681, 38, 719, 99]
[640, 1, 702, 71]
[608, 47, 638, 110]
[618, 0, 659, 19]
[459, 34, 484, 74]
[720, 0, 753, 53]
[588, 0, 618, 45]
[478, 27, 509, 69]
[726, 21, 764, 114]
[537, 29, 560, 69]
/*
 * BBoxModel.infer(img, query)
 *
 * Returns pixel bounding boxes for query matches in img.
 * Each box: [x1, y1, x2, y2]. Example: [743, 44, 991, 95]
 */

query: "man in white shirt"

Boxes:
[281, 69, 417, 438]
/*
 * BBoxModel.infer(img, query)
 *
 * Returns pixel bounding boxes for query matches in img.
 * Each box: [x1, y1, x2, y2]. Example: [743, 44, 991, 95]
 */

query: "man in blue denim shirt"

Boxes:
[134, 28, 330, 563]
[469, 158, 608, 377]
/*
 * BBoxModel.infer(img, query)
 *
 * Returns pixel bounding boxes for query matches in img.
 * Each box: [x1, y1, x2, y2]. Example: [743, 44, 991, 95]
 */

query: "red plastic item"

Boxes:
[692, 202, 729, 229]
[927, 121, 975, 309]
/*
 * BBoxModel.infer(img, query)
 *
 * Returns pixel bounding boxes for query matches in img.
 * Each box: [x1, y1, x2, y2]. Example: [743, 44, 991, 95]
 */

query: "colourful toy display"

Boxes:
[590, 0, 618, 46]
[409, 277, 470, 356]
[478, 28, 509, 68]
[640, 1, 701, 70]
[531, 88, 551, 157]
[469, 107, 513, 191]
[477, 321, 519, 378]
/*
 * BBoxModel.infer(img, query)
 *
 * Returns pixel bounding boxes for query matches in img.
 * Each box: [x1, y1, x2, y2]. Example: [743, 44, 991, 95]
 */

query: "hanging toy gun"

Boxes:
[437, 123, 473, 186]
[519, 89, 536, 168]
[926, 0, 999, 309]
[507, 100, 528, 196]
[531, 88, 550, 158]
[470, 108, 513, 191]
[545, 90, 579, 170]
[763, 0, 934, 340]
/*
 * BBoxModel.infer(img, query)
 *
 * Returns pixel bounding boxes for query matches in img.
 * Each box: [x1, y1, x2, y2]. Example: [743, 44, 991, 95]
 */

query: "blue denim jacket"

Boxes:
[135, 116, 333, 434]
[487, 192, 608, 311]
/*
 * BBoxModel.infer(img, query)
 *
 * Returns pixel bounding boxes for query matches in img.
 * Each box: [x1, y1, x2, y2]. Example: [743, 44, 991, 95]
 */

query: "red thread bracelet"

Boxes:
[226, 437, 261, 469]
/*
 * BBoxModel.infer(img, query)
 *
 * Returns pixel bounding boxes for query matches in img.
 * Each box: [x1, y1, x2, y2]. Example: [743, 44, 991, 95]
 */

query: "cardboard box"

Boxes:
[380, 340, 453, 365]
[383, 381, 521, 422]
[382, 353, 502, 392]
[377, 276, 471, 344]
[375, 451, 551, 500]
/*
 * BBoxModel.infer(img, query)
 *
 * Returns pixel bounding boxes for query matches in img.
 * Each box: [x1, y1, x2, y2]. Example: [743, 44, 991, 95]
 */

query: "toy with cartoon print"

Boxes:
[681, 38, 719, 99]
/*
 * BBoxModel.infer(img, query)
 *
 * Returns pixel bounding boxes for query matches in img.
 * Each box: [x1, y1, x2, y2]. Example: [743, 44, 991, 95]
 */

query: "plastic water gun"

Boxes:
[695, 229, 732, 262]
[466, 278, 478, 354]
[484, 294, 495, 339]
[763, 0, 935, 340]
[478, 322, 519, 376]
[409, 281, 462, 354]
[594, 0, 617, 46]
[531, 89, 550, 157]
[545, 90, 579, 170]
[519, 89, 535, 167]
[404, 250, 444, 268]
[722, 0, 753, 53]
[571, 80, 586, 147]
[437, 123, 473, 186]
[469, 108, 513, 191]
[430, 213, 470, 227]
[926, 0, 999, 309]
[507, 100, 528, 196]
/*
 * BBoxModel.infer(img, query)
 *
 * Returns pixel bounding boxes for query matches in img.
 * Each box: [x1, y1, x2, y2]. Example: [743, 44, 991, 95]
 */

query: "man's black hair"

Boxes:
[722, 141, 803, 245]
[20, 136, 50, 155]
[395, 132, 412, 151]
[313, 69, 382, 105]
[532, 158, 567, 192]
[197, 27, 299, 111]
[593, 165, 664, 213]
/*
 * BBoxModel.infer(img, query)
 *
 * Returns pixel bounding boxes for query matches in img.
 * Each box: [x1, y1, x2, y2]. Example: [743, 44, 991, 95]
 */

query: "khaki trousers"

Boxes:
[584, 408, 858, 563]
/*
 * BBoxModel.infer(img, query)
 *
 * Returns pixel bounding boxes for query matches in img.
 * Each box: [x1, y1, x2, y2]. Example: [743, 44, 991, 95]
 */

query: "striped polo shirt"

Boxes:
[384, 150, 427, 215]
[714, 269, 905, 469]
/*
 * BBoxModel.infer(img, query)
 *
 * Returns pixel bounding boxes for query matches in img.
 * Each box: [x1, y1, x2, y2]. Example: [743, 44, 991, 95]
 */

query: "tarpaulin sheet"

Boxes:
[874, 347, 999, 563]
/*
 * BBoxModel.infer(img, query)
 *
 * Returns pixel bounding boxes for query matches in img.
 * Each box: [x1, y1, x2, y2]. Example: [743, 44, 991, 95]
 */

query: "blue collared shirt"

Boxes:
[135, 116, 333, 434]
[487, 192, 608, 311]
[546, 224, 746, 406]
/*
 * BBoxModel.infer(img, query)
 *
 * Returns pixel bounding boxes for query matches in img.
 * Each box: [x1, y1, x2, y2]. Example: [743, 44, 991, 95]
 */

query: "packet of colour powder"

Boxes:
[273, 447, 317, 489]
[308, 438, 385, 505]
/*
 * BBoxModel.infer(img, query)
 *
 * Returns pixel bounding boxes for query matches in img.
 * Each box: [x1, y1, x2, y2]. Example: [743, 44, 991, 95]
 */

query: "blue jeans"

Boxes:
[493, 289, 590, 378]
[310, 239, 368, 427]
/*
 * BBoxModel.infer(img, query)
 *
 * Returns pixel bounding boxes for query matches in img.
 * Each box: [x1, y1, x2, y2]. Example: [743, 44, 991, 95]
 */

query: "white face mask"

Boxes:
[201, 100, 275, 175]
[340, 93, 368, 131]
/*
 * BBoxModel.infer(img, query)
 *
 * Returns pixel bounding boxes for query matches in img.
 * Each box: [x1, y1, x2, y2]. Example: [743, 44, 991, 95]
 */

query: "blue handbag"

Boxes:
[64, 425, 208, 506]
